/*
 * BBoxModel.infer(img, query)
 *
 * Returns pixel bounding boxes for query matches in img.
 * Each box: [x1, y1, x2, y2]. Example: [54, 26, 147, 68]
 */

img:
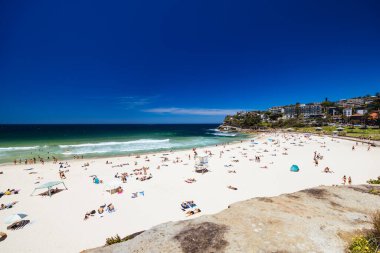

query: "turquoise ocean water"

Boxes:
[0, 124, 247, 164]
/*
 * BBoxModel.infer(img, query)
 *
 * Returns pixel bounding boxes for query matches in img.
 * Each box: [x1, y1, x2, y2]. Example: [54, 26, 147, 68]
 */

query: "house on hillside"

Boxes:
[343, 108, 353, 117]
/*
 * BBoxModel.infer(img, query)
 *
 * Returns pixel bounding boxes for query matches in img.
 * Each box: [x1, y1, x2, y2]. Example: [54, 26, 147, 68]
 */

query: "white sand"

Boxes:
[0, 133, 379, 252]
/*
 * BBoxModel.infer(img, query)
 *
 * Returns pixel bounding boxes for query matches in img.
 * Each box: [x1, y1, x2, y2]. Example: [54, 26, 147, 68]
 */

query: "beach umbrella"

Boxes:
[290, 165, 299, 172]
[4, 214, 27, 224]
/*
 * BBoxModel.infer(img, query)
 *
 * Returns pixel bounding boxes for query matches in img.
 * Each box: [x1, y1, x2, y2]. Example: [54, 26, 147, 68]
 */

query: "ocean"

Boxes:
[0, 124, 247, 164]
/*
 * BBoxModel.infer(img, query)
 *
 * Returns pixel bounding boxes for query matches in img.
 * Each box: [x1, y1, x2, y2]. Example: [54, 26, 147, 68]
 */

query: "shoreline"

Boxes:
[0, 134, 255, 167]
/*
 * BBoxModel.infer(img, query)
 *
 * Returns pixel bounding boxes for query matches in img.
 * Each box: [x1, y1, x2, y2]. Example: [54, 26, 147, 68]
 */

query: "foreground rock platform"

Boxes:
[84, 185, 380, 253]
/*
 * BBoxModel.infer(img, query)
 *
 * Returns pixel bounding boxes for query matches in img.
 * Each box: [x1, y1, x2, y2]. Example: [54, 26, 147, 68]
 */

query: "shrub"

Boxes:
[349, 235, 376, 253]
[367, 177, 380, 185]
[369, 188, 380, 196]
[105, 231, 144, 246]
[349, 211, 380, 253]
[371, 212, 380, 240]
[105, 234, 122, 245]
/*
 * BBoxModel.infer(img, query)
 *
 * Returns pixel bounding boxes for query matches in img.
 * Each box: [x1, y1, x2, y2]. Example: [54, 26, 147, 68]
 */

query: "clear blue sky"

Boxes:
[1, 0, 379, 123]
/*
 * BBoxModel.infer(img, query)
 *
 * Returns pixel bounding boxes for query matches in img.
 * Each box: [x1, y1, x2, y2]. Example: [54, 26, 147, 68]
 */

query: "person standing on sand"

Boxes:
[348, 176, 352, 185]
[352, 146, 355, 151]
[342, 175, 347, 185]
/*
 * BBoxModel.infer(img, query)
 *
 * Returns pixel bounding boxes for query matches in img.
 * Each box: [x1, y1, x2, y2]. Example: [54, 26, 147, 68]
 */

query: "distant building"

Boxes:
[369, 111, 379, 120]
[338, 98, 364, 108]
[283, 106, 296, 118]
[268, 106, 284, 114]
[364, 96, 377, 105]
[327, 107, 339, 116]
[355, 109, 368, 115]
[283, 103, 322, 118]
[343, 108, 353, 117]
[301, 103, 322, 118]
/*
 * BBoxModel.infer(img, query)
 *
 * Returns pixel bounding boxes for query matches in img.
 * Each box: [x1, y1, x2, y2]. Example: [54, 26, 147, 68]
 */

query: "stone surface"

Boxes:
[84, 185, 380, 253]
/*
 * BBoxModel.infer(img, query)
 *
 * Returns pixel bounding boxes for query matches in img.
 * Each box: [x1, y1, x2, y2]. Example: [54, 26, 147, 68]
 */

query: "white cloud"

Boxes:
[143, 107, 244, 116]
[118, 96, 157, 109]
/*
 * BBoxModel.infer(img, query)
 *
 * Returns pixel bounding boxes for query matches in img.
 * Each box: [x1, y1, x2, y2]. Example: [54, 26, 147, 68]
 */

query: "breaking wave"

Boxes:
[0, 146, 39, 151]
[210, 132, 237, 137]
[60, 139, 173, 156]
[59, 139, 170, 148]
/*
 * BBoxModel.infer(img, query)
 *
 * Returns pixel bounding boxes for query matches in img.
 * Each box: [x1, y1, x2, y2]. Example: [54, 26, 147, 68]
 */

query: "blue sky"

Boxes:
[0, 0, 379, 123]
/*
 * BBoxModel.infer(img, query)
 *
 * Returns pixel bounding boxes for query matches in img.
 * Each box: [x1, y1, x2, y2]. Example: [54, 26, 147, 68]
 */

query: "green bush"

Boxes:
[369, 188, 380, 196]
[106, 234, 122, 245]
[105, 231, 144, 246]
[349, 211, 380, 253]
[367, 177, 380, 185]
[349, 236, 376, 253]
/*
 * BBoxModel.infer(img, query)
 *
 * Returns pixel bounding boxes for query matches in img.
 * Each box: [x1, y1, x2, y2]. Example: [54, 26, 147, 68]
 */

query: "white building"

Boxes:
[356, 109, 368, 115]
[343, 108, 353, 117]
[268, 106, 285, 114]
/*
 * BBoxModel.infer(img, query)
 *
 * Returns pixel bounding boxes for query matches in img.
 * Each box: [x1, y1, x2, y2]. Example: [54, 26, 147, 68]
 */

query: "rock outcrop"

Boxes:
[84, 185, 380, 253]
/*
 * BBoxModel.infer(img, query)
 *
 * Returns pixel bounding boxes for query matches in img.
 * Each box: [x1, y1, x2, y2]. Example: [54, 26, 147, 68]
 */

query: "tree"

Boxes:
[269, 113, 283, 121]
[295, 102, 301, 118]
[321, 100, 335, 114]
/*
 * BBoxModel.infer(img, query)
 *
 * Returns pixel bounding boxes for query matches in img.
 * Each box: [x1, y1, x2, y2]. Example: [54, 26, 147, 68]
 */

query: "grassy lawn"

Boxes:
[294, 126, 380, 140]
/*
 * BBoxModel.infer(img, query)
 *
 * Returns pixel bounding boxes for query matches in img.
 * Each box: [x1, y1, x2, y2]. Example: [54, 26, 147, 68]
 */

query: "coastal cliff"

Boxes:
[84, 185, 380, 253]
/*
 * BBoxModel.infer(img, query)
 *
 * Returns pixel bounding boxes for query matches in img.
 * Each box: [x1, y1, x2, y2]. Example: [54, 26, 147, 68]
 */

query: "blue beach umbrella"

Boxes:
[4, 213, 27, 224]
[290, 165, 299, 172]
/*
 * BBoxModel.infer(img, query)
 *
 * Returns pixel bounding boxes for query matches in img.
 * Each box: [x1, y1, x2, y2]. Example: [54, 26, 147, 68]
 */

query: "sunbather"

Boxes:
[98, 204, 105, 214]
[185, 208, 201, 217]
[107, 203, 115, 212]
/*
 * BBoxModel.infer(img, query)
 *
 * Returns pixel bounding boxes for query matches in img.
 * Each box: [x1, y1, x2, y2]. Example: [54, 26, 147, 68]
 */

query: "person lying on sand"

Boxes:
[107, 203, 115, 212]
[323, 167, 334, 173]
[98, 204, 106, 214]
[181, 202, 190, 209]
[0, 201, 18, 210]
[227, 185, 238, 190]
[59, 170, 66, 179]
[116, 186, 123, 194]
[228, 170, 236, 173]
[84, 210, 96, 220]
[186, 208, 201, 217]
[3, 189, 19, 195]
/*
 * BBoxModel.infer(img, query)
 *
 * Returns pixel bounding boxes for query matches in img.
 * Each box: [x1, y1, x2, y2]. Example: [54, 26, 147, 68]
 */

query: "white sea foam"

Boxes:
[0, 146, 39, 151]
[60, 139, 174, 155]
[62, 150, 110, 155]
[209, 132, 237, 137]
[59, 139, 170, 148]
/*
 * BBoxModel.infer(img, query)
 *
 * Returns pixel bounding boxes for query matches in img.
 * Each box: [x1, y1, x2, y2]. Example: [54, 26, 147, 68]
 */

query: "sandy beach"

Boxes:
[0, 132, 379, 253]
